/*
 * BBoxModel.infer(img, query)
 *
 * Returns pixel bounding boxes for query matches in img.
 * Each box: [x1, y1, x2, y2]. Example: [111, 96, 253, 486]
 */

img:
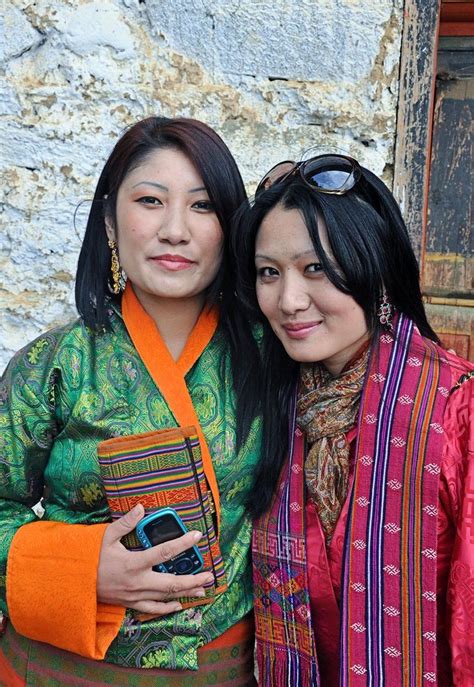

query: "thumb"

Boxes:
[107, 504, 144, 541]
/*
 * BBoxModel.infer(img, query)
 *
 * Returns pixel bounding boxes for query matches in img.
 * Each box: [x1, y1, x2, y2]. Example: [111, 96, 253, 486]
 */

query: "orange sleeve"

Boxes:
[6, 521, 126, 659]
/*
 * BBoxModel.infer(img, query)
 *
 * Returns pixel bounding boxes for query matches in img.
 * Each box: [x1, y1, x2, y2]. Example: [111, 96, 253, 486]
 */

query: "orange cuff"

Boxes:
[6, 521, 126, 659]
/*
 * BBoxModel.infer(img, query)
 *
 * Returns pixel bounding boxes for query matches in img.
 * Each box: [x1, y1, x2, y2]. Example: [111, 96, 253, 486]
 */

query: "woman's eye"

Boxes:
[257, 266, 279, 280]
[192, 200, 215, 212]
[136, 196, 162, 206]
[306, 262, 323, 274]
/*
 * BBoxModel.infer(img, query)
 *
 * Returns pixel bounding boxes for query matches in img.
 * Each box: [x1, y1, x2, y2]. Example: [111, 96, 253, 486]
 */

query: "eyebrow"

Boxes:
[255, 248, 317, 261]
[131, 181, 208, 194]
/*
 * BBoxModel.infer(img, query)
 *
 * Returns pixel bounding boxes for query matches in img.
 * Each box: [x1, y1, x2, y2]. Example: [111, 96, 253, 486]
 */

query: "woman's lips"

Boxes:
[283, 321, 322, 339]
[151, 254, 195, 271]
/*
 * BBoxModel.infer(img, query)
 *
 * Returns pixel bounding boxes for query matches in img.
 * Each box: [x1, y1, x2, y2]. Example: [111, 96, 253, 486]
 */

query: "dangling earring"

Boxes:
[108, 239, 125, 294]
[377, 291, 394, 331]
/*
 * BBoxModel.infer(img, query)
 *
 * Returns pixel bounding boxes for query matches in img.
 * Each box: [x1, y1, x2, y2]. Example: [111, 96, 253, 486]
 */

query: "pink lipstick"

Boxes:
[283, 321, 322, 339]
[151, 254, 195, 271]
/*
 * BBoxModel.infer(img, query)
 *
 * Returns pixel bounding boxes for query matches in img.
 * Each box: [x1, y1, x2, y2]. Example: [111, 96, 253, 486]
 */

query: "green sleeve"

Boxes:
[0, 342, 59, 615]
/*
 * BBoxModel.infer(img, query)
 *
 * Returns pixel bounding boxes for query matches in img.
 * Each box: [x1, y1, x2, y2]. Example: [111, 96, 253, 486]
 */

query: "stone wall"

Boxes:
[0, 0, 404, 370]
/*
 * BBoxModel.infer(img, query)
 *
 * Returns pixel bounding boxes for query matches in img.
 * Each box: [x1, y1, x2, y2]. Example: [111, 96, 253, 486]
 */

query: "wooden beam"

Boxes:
[440, 22, 474, 35]
[440, 1, 474, 33]
[393, 0, 440, 261]
[441, 1, 474, 15]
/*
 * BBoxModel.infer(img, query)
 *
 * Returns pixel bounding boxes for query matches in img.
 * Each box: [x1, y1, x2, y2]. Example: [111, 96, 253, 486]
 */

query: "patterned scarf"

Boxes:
[297, 346, 369, 542]
[253, 314, 453, 686]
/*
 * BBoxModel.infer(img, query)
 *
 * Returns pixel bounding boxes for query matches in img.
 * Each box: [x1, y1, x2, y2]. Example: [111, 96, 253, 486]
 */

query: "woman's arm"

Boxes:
[1, 343, 213, 658]
[0, 351, 123, 658]
[0, 360, 55, 617]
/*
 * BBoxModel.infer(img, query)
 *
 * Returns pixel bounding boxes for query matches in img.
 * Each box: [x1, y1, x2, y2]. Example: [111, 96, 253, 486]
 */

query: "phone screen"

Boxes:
[144, 513, 185, 546]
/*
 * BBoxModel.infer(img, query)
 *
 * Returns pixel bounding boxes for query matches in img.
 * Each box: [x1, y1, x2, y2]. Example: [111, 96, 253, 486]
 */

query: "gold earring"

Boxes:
[108, 239, 122, 295]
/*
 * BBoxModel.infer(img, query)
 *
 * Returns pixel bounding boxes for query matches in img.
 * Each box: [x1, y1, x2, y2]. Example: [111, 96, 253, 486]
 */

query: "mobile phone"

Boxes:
[135, 507, 204, 575]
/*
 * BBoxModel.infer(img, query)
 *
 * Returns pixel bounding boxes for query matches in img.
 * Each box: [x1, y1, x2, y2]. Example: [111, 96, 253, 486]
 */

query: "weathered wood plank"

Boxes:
[393, 0, 440, 259]
[426, 82, 473, 256]
[425, 302, 473, 359]
[423, 253, 472, 297]
[437, 39, 474, 74]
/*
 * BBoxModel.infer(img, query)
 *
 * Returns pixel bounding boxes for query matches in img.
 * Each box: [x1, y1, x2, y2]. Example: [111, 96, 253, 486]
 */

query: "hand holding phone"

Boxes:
[136, 507, 204, 575]
[97, 504, 214, 615]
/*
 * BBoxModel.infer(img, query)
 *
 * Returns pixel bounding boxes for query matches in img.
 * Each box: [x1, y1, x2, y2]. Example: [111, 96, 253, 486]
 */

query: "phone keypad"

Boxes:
[165, 550, 202, 574]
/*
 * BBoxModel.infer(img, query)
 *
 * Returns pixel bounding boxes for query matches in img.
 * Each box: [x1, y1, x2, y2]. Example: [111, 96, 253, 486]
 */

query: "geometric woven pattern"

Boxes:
[98, 425, 227, 602]
[253, 314, 455, 686]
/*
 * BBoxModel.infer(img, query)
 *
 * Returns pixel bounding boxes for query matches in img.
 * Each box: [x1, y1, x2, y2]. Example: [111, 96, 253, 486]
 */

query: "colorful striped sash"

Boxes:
[98, 426, 227, 609]
[253, 314, 453, 686]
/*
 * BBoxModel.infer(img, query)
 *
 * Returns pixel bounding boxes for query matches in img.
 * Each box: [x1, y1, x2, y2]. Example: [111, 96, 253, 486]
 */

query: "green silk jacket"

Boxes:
[0, 306, 261, 670]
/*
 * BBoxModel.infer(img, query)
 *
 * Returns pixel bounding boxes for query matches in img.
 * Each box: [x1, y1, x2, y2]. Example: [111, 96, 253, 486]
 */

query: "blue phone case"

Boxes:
[136, 507, 204, 574]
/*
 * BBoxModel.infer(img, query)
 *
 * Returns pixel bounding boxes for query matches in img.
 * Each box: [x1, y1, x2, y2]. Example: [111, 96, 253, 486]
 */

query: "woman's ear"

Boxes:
[105, 215, 116, 243]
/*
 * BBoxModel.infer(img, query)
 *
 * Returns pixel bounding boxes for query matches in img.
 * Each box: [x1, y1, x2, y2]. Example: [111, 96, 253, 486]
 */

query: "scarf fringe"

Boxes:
[256, 644, 319, 687]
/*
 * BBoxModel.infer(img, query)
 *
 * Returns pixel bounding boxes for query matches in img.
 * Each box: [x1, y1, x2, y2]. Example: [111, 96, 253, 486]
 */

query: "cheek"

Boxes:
[194, 229, 223, 286]
[119, 227, 145, 244]
[214, 232, 224, 256]
[345, 302, 368, 333]
[256, 285, 273, 318]
[327, 292, 359, 317]
[115, 209, 144, 243]
[205, 229, 224, 267]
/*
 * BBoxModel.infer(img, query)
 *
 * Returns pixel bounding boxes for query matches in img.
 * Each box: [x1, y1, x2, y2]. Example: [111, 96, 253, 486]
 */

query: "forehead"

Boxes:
[256, 204, 330, 255]
[123, 147, 201, 183]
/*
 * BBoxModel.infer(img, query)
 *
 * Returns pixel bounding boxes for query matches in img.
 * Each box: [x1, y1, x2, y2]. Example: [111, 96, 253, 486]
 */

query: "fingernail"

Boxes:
[192, 531, 202, 542]
[195, 590, 206, 598]
[205, 575, 214, 584]
[172, 604, 182, 612]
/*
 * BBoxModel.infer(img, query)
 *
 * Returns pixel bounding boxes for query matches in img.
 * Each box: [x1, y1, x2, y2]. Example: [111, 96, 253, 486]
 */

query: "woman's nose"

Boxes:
[278, 276, 310, 314]
[157, 207, 191, 244]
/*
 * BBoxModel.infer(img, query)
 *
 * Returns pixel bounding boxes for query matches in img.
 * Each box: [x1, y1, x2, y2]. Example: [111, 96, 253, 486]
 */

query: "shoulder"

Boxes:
[413, 334, 473, 390]
[444, 352, 472, 426]
[4, 318, 90, 374]
[1, 312, 127, 385]
[440, 349, 472, 470]
[410, 338, 472, 441]
[0, 319, 87, 411]
[442, 349, 474, 389]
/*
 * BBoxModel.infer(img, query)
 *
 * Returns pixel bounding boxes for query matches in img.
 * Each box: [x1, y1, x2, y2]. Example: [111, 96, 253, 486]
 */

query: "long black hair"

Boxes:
[76, 116, 260, 445]
[233, 165, 440, 516]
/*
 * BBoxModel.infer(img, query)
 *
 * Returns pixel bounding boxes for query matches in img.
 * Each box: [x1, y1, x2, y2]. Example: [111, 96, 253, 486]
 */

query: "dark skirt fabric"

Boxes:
[0, 621, 256, 687]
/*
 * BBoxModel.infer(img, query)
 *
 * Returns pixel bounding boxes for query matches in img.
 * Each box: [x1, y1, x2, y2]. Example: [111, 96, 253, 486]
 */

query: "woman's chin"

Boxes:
[280, 340, 322, 364]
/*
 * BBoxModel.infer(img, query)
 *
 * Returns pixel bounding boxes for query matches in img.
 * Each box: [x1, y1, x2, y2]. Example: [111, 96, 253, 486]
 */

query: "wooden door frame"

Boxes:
[393, 0, 473, 359]
[393, 0, 474, 261]
[392, 0, 441, 263]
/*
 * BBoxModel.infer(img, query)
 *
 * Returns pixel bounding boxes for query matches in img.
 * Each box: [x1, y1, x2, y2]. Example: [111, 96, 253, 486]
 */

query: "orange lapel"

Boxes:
[122, 283, 221, 526]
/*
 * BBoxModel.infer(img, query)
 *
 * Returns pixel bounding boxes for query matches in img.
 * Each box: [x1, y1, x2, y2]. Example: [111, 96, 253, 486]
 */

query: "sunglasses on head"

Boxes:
[255, 153, 362, 196]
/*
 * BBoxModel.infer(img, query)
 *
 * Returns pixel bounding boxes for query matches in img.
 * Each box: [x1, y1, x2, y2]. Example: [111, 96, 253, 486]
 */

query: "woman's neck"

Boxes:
[130, 285, 206, 361]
